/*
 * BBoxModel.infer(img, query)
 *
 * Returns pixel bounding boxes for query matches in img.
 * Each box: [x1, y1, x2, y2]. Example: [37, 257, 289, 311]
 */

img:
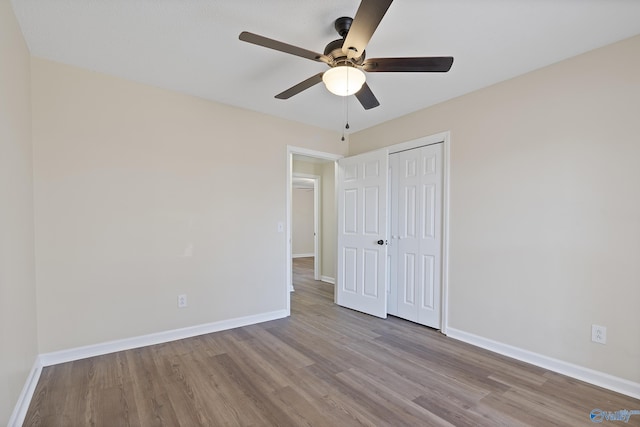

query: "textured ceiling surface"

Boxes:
[12, 0, 640, 134]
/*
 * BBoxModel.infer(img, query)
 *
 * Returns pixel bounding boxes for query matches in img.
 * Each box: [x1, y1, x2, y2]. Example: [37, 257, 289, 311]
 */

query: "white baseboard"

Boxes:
[39, 309, 288, 367]
[320, 276, 335, 285]
[292, 253, 314, 258]
[446, 327, 640, 400]
[11, 309, 286, 425]
[8, 358, 43, 427]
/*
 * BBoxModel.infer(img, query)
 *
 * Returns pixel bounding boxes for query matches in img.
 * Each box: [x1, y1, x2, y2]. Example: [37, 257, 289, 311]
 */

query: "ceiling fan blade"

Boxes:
[343, 0, 394, 60]
[239, 32, 329, 63]
[355, 82, 380, 110]
[275, 73, 325, 99]
[363, 57, 454, 72]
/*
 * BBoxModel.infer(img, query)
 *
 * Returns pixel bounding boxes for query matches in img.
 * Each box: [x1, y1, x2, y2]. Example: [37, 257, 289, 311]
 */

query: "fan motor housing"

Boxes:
[323, 39, 365, 65]
[324, 17, 366, 65]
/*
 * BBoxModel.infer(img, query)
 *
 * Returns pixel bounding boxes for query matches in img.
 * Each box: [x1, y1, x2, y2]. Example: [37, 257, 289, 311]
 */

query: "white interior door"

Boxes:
[389, 143, 443, 328]
[336, 149, 389, 318]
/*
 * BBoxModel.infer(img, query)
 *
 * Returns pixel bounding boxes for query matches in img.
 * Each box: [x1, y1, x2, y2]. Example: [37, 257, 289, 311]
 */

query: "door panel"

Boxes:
[344, 189, 358, 233]
[343, 248, 357, 293]
[363, 186, 380, 234]
[422, 255, 435, 309]
[423, 184, 436, 238]
[403, 253, 416, 304]
[390, 144, 443, 328]
[405, 186, 417, 237]
[337, 150, 389, 318]
[363, 249, 379, 297]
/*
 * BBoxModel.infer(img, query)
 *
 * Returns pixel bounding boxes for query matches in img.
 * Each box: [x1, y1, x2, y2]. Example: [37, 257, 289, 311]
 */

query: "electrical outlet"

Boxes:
[591, 324, 606, 344]
[177, 294, 188, 308]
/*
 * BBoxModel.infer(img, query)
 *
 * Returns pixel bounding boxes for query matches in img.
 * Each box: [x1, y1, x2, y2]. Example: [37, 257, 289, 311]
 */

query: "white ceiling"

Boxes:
[12, 0, 640, 134]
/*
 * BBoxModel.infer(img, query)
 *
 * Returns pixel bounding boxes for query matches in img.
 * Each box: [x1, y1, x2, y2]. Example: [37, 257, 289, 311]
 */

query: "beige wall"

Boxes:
[0, 0, 38, 423]
[292, 188, 315, 256]
[292, 159, 322, 176]
[351, 35, 640, 382]
[31, 58, 347, 353]
[320, 162, 336, 281]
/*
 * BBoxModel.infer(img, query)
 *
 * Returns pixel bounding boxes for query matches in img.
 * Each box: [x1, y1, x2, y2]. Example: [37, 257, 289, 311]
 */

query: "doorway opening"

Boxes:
[286, 146, 342, 315]
[292, 173, 320, 281]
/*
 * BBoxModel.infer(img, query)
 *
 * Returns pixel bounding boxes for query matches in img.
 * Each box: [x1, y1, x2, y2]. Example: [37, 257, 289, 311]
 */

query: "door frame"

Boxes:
[286, 130, 450, 333]
[384, 131, 451, 334]
[292, 172, 321, 280]
[286, 146, 343, 315]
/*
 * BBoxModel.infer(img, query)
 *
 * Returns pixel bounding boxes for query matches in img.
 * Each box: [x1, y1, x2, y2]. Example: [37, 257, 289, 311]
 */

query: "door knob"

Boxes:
[377, 240, 384, 245]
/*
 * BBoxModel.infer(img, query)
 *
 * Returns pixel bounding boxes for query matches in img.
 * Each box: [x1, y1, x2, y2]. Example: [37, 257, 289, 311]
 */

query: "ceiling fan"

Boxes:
[239, 0, 453, 110]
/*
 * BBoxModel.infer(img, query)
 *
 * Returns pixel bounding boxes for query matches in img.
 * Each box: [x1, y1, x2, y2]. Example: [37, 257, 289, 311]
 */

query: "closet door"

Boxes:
[393, 144, 443, 328]
[336, 149, 389, 318]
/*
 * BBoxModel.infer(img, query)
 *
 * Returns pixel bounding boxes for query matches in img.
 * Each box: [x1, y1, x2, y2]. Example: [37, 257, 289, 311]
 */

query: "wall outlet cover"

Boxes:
[591, 324, 606, 344]
[178, 294, 188, 308]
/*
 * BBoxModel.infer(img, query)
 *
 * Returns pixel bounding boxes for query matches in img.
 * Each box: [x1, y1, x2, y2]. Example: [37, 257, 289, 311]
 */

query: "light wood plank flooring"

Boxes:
[24, 257, 640, 426]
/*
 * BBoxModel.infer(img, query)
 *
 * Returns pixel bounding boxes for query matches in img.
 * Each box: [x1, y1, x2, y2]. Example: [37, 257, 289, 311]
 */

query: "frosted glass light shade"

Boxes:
[322, 66, 366, 96]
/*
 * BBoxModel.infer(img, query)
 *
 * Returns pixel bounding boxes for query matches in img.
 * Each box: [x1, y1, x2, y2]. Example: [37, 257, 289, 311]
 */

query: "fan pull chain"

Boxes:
[341, 98, 350, 141]
[341, 95, 345, 141]
[341, 68, 350, 141]
[346, 66, 350, 131]
[346, 97, 350, 131]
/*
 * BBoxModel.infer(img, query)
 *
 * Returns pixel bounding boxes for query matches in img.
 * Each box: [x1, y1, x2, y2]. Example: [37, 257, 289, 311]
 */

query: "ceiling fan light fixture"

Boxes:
[322, 66, 366, 96]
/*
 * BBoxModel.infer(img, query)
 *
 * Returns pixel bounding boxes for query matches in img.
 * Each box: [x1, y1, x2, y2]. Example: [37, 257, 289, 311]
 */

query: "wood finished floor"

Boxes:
[24, 257, 640, 426]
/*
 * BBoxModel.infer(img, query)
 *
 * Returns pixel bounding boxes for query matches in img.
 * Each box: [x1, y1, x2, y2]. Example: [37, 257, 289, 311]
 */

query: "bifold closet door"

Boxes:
[390, 144, 443, 329]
